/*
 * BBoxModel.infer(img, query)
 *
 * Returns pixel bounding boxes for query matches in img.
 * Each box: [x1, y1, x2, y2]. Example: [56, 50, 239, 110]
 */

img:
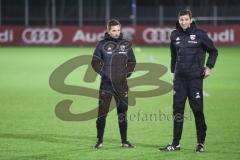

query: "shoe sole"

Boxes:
[159, 149, 180, 151]
[121, 145, 136, 148]
[94, 144, 103, 150]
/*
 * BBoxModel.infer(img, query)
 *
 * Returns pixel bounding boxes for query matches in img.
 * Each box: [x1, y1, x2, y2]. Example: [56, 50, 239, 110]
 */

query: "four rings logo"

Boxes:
[22, 28, 63, 44]
[142, 27, 173, 44]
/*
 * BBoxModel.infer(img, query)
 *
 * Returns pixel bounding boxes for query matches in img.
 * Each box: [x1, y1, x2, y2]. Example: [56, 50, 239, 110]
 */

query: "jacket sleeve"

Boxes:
[91, 42, 104, 75]
[126, 48, 136, 77]
[170, 33, 177, 73]
[201, 32, 218, 69]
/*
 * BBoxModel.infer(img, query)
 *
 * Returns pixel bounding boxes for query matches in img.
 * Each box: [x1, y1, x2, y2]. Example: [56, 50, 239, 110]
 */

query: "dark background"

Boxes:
[1, 0, 240, 25]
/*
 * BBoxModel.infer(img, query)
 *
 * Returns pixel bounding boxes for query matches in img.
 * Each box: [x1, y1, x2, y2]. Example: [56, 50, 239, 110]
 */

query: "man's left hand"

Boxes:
[204, 67, 211, 78]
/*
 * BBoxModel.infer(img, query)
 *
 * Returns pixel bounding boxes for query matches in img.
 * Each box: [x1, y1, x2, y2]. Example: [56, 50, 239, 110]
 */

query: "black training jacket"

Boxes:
[91, 32, 136, 84]
[170, 21, 218, 76]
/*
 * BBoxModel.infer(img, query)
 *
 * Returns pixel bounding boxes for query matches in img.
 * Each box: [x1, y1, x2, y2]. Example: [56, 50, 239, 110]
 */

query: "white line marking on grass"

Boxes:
[135, 47, 141, 52]
[203, 90, 210, 97]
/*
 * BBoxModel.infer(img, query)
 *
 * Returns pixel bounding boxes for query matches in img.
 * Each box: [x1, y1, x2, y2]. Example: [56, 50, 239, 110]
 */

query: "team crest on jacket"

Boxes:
[120, 45, 126, 52]
[119, 40, 131, 50]
[118, 44, 127, 54]
[118, 40, 131, 54]
[190, 35, 196, 40]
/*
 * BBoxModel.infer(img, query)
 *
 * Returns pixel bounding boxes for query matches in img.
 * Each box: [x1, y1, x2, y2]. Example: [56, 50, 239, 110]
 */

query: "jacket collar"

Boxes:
[103, 32, 123, 42]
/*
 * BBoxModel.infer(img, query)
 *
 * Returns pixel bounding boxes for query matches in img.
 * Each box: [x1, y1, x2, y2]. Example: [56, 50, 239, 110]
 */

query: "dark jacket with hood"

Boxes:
[91, 32, 136, 88]
[170, 21, 218, 78]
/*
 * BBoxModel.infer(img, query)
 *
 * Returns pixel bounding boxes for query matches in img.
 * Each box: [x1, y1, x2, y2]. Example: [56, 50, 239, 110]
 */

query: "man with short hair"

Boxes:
[160, 9, 218, 152]
[91, 19, 136, 149]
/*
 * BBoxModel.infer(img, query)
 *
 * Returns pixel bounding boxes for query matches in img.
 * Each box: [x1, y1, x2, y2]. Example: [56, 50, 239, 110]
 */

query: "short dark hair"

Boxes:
[178, 9, 192, 19]
[106, 19, 121, 30]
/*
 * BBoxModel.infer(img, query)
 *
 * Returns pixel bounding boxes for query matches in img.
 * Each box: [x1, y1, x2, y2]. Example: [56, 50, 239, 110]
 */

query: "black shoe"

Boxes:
[121, 141, 135, 148]
[196, 143, 204, 153]
[94, 141, 103, 149]
[159, 144, 181, 151]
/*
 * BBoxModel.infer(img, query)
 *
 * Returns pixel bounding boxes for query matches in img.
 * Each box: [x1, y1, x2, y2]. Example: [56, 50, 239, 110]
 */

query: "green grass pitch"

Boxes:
[0, 46, 240, 160]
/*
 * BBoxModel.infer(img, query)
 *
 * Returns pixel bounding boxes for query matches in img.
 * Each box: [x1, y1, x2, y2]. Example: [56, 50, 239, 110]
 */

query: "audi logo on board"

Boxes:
[142, 27, 173, 44]
[0, 26, 237, 46]
[22, 28, 63, 44]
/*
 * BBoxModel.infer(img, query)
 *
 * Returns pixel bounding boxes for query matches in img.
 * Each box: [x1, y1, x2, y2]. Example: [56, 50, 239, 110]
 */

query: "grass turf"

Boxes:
[0, 46, 240, 160]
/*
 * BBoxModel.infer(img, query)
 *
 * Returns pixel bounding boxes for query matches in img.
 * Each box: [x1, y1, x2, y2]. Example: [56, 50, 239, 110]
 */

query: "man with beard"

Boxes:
[160, 9, 218, 152]
[91, 19, 136, 149]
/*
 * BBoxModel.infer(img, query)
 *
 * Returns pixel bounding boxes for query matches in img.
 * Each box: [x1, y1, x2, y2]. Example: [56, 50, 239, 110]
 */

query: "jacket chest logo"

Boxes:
[107, 47, 113, 54]
[188, 34, 198, 44]
[119, 45, 127, 54]
[190, 34, 196, 40]
[103, 41, 117, 54]
[176, 37, 180, 44]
